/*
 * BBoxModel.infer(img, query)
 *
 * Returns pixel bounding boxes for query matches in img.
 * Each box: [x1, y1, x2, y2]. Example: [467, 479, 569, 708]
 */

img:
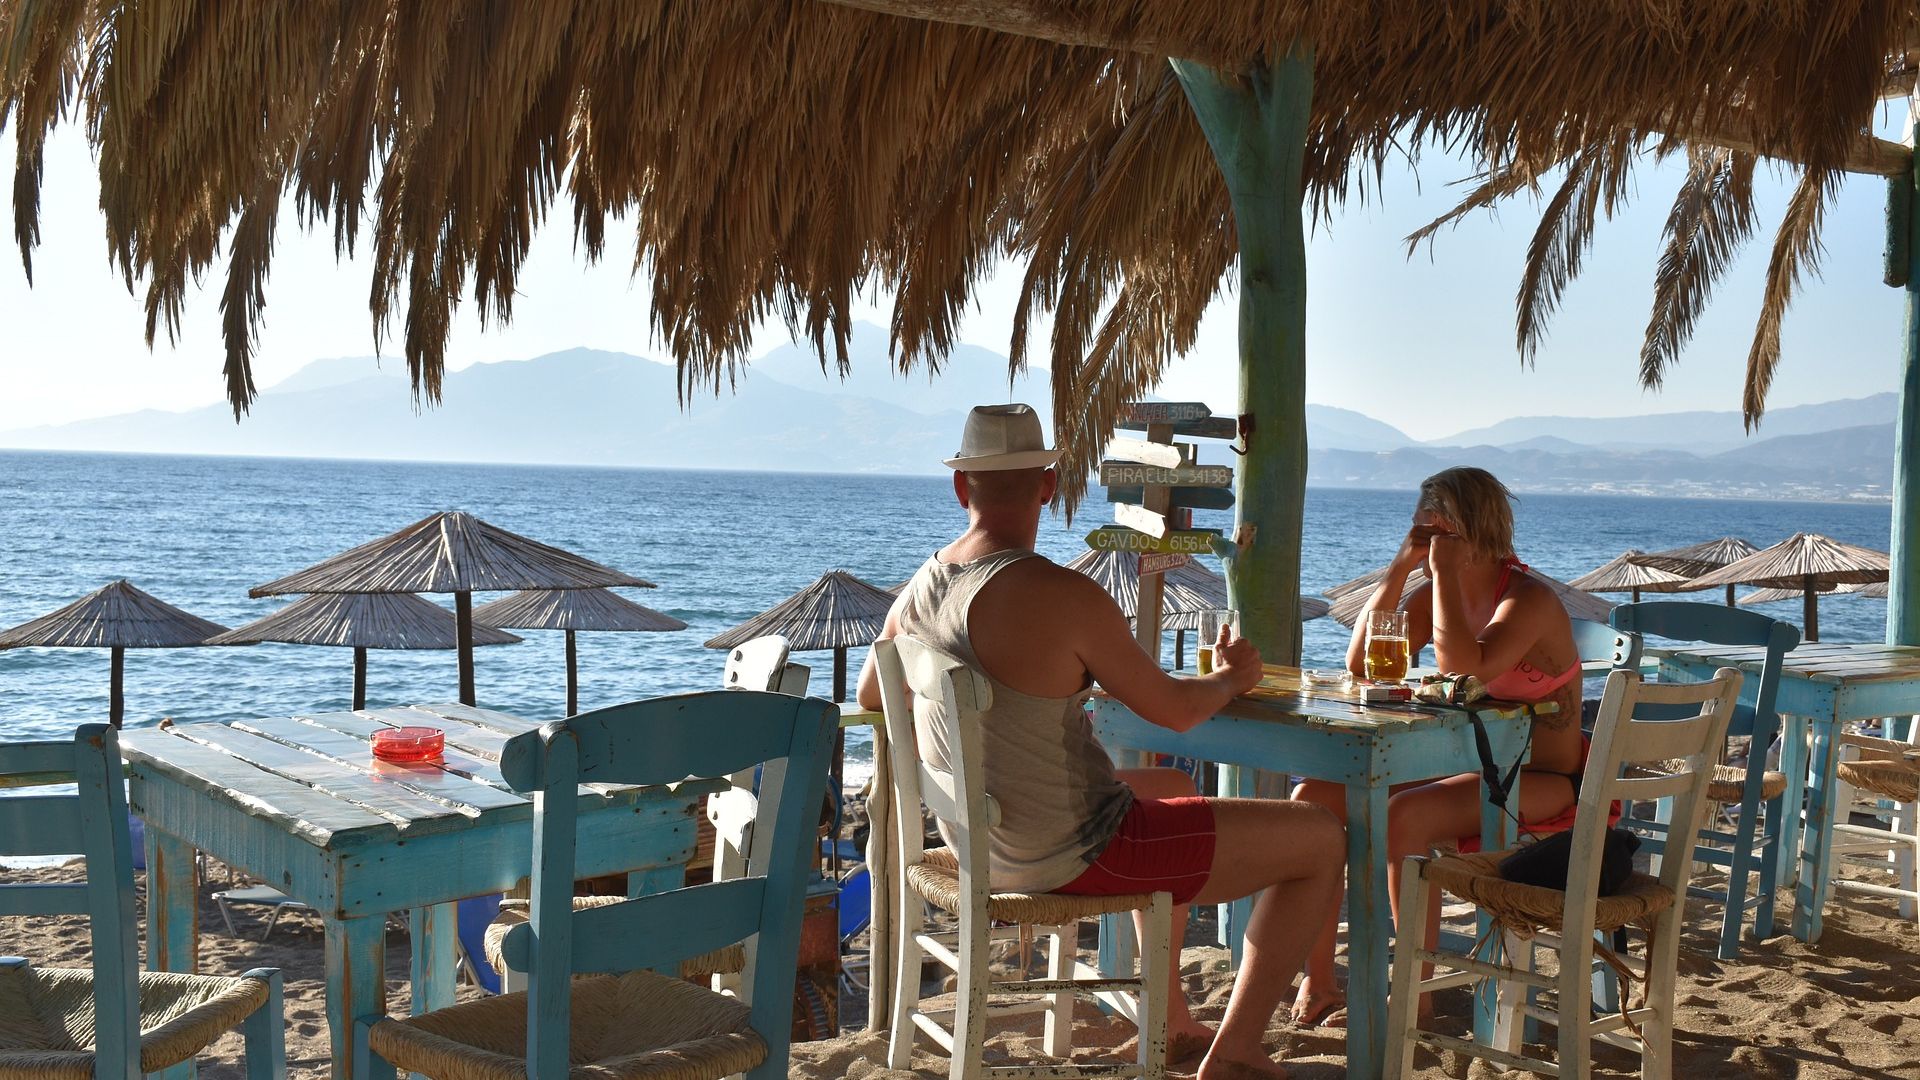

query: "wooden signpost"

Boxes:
[1138, 552, 1193, 577]
[1104, 485, 1236, 512]
[1099, 462, 1234, 488]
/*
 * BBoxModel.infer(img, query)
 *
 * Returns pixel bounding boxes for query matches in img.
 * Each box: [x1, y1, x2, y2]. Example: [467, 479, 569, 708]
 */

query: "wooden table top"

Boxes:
[1648, 642, 1920, 686]
[121, 703, 724, 851]
[1099, 665, 1539, 734]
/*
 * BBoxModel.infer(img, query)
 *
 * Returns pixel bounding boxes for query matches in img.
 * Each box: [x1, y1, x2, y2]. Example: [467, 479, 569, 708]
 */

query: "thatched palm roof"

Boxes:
[473, 589, 687, 633]
[1567, 550, 1692, 594]
[1064, 549, 1228, 621]
[1686, 532, 1892, 591]
[0, 581, 227, 649]
[209, 592, 521, 649]
[1630, 537, 1762, 577]
[1327, 566, 1615, 628]
[1739, 583, 1851, 606]
[251, 512, 651, 597]
[3, 4, 1909, 504]
[704, 570, 896, 652]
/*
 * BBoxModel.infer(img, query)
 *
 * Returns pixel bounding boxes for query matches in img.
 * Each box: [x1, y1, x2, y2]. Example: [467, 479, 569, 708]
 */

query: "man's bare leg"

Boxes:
[1114, 767, 1211, 1058]
[1190, 798, 1345, 1080]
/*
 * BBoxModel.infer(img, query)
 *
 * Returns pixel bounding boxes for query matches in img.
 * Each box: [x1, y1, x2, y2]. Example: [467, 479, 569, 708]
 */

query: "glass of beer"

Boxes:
[1196, 608, 1237, 674]
[1365, 610, 1411, 682]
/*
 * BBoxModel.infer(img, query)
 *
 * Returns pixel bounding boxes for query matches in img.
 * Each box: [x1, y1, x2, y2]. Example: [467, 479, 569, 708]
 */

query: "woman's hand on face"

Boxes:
[1391, 524, 1438, 575]
[1426, 531, 1471, 574]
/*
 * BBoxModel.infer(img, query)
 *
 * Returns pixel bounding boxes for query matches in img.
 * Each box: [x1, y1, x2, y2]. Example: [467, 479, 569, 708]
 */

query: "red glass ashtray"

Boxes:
[371, 726, 445, 763]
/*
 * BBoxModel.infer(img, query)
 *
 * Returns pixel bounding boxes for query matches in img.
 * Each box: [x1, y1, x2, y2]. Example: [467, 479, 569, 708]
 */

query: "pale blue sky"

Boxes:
[0, 119, 1908, 441]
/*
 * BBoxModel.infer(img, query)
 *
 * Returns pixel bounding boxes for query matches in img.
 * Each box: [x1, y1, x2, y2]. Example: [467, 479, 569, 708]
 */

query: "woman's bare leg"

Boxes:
[1286, 778, 1351, 1025]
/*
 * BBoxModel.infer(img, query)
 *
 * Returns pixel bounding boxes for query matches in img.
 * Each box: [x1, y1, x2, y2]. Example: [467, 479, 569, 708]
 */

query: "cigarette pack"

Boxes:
[1360, 685, 1413, 704]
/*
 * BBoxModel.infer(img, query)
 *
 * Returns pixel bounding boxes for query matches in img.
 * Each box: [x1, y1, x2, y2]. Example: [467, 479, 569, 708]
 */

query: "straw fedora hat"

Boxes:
[943, 404, 1064, 471]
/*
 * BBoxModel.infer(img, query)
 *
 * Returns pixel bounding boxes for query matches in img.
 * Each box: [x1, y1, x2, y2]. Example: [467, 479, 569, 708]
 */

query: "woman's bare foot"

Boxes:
[1167, 1021, 1215, 1065]
[1289, 981, 1344, 1028]
[1195, 1053, 1290, 1080]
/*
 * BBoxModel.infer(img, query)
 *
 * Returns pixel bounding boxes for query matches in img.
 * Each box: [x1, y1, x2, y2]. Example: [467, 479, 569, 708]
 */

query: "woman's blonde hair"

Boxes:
[1417, 467, 1516, 563]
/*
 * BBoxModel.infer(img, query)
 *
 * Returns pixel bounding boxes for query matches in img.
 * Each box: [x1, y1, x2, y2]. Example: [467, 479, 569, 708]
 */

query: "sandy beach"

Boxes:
[8, 856, 1918, 1079]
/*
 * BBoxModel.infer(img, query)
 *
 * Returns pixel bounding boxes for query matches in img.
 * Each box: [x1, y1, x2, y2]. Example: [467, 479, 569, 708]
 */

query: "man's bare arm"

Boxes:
[855, 602, 906, 711]
[1067, 573, 1259, 731]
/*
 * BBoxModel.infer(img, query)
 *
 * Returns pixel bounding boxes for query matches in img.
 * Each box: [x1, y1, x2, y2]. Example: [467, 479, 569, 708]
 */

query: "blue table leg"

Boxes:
[327, 915, 389, 1080]
[1474, 774, 1522, 1045]
[145, 827, 199, 1080]
[410, 904, 456, 1015]
[1794, 719, 1842, 943]
[1344, 782, 1389, 1080]
[1216, 764, 1255, 966]
[1777, 714, 1809, 889]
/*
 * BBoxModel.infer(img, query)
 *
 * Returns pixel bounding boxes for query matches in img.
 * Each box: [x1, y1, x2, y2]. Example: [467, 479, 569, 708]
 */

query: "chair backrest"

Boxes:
[1609, 600, 1798, 741]
[871, 635, 999, 890]
[723, 634, 811, 696]
[1569, 668, 1743, 929]
[0, 725, 140, 1069]
[495, 690, 837, 1078]
[711, 635, 810, 887]
[1571, 618, 1641, 671]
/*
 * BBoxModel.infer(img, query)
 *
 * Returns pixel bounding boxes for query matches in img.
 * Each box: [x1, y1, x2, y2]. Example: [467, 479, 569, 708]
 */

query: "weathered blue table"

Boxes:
[122, 703, 723, 1080]
[1091, 666, 1534, 1080]
[1651, 641, 1920, 944]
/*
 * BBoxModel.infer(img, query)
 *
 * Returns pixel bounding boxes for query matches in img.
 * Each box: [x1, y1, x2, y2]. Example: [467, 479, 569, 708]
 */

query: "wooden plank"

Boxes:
[1085, 526, 1224, 555]
[1114, 502, 1169, 539]
[1114, 415, 1238, 440]
[121, 730, 396, 846]
[367, 708, 510, 760]
[1104, 436, 1184, 468]
[1138, 552, 1192, 577]
[1103, 485, 1235, 511]
[1123, 401, 1211, 424]
[233, 717, 526, 813]
[1098, 461, 1233, 488]
[169, 725, 476, 831]
[407, 702, 547, 737]
[289, 711, 519, 791]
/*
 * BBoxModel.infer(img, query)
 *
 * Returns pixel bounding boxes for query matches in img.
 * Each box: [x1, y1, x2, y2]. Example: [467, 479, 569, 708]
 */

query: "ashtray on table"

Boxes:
[1302, 669, 1349, 689]
[371, 726, 445, 763]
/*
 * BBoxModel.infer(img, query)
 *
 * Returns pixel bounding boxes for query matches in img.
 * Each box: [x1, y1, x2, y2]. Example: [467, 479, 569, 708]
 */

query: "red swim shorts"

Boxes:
[1054, 796, 1216, 905]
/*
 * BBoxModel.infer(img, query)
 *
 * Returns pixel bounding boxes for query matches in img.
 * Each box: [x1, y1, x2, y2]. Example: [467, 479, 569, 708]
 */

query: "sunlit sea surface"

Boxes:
[0, 450, 1896, 787]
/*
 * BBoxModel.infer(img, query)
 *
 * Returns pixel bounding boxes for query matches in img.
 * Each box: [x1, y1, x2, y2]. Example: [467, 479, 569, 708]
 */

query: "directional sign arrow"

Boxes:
[1103, 485, 1236, 512]
[1114, 415, 1238, 440]
[1137, 552, 1193, 577]
[1084, 526, 1224, 555]
[1098, 461, 1234, 488]
[1124, 401, 1212, 424]
[1104, 437, 1184, 469]
[1113, 502, 1168, 539]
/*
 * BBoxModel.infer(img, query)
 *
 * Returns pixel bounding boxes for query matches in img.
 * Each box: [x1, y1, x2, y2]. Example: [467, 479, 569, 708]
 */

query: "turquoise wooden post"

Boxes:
[1890, 158, 1920, 666]
[1170, 48, 1314, 667]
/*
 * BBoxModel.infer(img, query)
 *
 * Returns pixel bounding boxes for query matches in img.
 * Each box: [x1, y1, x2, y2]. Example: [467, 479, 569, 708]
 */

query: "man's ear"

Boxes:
[953, 470, 971, 508]
[1040, 468, 1059, 504]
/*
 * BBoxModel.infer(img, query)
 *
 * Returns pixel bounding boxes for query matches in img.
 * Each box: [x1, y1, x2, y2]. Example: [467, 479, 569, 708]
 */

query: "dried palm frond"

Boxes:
[1744, 167, 1842, 428]
[1640, 148, 1758, 389]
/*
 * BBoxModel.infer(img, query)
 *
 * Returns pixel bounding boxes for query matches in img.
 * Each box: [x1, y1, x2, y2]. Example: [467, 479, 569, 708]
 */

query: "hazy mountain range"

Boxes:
[0, 324, 1897, 499]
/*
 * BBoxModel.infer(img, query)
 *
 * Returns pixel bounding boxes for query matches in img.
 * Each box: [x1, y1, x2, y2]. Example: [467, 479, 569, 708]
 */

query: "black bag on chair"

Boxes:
[1498, 827, 1640, 896]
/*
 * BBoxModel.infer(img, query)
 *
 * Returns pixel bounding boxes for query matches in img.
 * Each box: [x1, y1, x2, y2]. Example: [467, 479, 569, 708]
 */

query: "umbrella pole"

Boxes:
[1174, 630, 1186, 670]
[1632, 586, 1641, 604]
[353, 647, 367, 711]
[566, 630, 579, 716]
[834, 645, 847, 703]
[456, 591, 477, 706]
[110, 646, 124, 728]
[1805, 578, 1820, 643]
[1726, 583, 1737, 607]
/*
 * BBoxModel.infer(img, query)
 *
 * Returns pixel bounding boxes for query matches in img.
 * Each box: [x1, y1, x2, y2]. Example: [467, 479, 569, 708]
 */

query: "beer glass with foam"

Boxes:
[1196, 608, 1237, 674]
[1365, 609, 1410, 682]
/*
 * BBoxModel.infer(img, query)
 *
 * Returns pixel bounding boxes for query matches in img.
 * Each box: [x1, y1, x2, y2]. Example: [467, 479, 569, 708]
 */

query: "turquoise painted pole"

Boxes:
[1889, 156, 1920, 650]
[1171, 49, 1313, 668]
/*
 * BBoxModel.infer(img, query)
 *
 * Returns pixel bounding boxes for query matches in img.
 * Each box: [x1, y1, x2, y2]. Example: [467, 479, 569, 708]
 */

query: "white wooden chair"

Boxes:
[1385, 666, 1744, 1080]
[1815, 723, 1920, 929]
[874, 634, 1170, 1080]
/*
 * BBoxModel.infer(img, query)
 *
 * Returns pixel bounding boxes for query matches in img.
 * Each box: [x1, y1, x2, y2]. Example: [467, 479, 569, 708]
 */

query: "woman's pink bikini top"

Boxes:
[1479, 558, 1580, 703]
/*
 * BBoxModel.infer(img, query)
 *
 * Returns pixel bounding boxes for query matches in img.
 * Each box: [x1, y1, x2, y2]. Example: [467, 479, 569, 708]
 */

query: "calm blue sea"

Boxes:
[0, 450, 1897, 782]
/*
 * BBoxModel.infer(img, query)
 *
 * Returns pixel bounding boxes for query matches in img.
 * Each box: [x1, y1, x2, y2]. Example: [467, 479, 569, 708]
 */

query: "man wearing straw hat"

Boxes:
[859, 404, 1343, 1080]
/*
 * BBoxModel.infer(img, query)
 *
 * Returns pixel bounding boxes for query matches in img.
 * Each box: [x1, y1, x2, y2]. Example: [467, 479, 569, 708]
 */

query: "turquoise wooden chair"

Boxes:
[1610, 601, 1799, 959]
[0, 724, 285, 1078]
[357, 689, 838, 1080]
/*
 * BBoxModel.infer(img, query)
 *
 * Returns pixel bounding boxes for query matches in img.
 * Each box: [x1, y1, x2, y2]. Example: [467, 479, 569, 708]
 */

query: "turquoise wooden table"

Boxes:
[121, 703, 724, 1080]
[1650, 641, 1920, 944]
[1091, 665, 1535, 1080]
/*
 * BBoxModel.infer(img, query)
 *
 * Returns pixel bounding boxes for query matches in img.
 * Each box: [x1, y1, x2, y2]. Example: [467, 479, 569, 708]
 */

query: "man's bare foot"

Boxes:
[1195, 1053, 1290, 1080]
[1313, 997, 1434, 1030]
[1167, 1021, 1215, 1065]
[1289, 982, 1344, 1028]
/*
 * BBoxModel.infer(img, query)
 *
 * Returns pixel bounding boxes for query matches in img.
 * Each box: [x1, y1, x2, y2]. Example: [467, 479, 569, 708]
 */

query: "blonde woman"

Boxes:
[1290, 466, 1583, 1026]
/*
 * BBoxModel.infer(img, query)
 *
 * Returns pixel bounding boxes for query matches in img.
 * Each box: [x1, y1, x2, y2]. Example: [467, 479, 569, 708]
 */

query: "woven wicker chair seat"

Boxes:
[1837, 759, 1920, 803]
[0, 963, 271, 1080]
[368, 970, 766, 1080]
[1640, 761, 1786, 803]
[483, 899, 746, 981]
[1421, 849, 1676, 936]
[907, 849, 1154, 923]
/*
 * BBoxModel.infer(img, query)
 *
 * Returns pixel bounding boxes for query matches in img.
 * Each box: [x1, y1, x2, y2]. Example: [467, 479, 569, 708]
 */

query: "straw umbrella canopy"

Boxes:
[1567, 550, 1692, 604]
[1327, 566, 1615, 629]
[209, 592, 522, 711]
[1739, 584, 1849, 607]
[1685, 533, 1892, 642]
[1850, 580, 1891, 599]
[251, 512, 652, 706]
[1629, 538, 1762, 606]
[703, 571, 896, 702]
[474, 589, 687, 716]
[0, 581, 229, 727]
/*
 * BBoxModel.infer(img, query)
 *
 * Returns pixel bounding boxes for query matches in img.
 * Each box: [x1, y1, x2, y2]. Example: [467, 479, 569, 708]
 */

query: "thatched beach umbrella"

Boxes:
[704, 570, 895, 702]
[1630, 538, 1762, 606]
[1328, 565, 1615, 629]
[252, 512, 651, 706]
[1851, 580, 1891, 599]
[474, 589, 687, 716]
[0, 581, 229, 727]
[1568, 550, 1692, 604]
[1686, 533, 1891, 642]
[1064, 549, 1229, 623]
[209, 592, 521, 710]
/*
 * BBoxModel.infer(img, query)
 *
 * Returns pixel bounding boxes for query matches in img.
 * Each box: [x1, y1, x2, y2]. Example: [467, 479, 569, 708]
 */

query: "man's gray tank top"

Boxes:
[897, 548, 1134, 894]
